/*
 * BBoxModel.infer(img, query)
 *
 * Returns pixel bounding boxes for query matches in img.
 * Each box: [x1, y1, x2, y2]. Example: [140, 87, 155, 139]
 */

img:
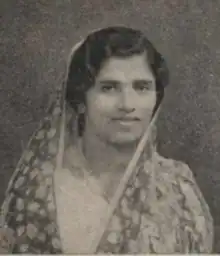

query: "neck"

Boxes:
[82, 131, 137, 178]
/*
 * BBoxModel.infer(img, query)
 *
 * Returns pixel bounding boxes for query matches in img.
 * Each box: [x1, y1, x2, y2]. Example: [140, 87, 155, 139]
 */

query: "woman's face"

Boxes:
[84, 53, 157, 145]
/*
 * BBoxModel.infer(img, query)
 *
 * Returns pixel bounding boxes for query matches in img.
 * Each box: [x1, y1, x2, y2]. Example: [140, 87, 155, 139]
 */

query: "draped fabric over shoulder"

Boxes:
[0, 27, 214, 254]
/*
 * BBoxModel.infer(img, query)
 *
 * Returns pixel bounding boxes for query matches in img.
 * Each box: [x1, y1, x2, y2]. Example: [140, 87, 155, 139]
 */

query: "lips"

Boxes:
[112, 116, 140, 121]
[112, 117, 140, 126]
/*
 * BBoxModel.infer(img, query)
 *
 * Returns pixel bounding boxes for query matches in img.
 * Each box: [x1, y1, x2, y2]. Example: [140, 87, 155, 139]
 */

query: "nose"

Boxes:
[118, 88, 135, 112]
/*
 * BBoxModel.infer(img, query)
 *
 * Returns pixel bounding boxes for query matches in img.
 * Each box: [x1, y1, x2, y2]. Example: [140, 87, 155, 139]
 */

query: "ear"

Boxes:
[78, 103, 85, 114]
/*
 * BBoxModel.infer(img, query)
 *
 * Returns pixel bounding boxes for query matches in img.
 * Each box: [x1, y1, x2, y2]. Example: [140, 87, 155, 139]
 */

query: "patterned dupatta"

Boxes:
[0, 37, 159, 254]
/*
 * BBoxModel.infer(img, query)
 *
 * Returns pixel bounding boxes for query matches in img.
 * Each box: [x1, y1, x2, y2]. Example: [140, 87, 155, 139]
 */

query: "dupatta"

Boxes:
[1, 27, 213, 254]
[0, 35, 159, 254]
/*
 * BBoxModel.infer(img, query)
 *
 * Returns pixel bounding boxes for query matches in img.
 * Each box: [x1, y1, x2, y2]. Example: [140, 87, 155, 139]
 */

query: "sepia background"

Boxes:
[1, 0, 220, 252]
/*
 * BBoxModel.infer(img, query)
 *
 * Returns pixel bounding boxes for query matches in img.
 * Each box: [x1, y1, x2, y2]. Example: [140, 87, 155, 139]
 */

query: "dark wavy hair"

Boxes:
[65, 26, 169, 135]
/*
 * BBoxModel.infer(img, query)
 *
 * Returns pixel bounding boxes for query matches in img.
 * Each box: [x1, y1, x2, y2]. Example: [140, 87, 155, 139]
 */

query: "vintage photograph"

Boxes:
[0, 1, 219, 254]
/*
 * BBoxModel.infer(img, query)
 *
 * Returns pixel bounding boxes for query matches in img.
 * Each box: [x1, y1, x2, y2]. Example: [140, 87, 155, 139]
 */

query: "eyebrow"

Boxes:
[97, 80, 121, 85]
[133, 79, 153, 84]
[97, 79, 153, 84]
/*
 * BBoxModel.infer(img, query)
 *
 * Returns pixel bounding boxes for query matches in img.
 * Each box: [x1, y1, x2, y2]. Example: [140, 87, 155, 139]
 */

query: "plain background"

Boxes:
[1, 0, 220, 252]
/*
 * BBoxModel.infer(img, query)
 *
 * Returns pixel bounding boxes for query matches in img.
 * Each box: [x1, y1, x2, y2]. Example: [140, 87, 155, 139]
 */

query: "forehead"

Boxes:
[96, 53, 155, 82]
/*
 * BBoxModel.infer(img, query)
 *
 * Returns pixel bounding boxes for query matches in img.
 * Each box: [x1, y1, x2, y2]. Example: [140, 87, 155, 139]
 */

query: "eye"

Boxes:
[133, 80, 153, 92]
[97, 81, 120, 93]
[101, 84, 117, 92]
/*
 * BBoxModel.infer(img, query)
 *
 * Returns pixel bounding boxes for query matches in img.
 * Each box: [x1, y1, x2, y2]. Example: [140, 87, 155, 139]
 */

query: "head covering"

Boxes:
[0, 26, 165, 253]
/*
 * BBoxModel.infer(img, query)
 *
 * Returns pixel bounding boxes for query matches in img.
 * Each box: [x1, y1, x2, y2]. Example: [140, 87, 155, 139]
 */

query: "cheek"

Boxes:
[87, 95, 117, 117]
[138, 93, 157, 112]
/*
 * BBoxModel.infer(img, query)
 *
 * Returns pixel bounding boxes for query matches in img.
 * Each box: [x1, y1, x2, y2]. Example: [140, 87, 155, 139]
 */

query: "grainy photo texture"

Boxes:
[0, 1, 219, 254]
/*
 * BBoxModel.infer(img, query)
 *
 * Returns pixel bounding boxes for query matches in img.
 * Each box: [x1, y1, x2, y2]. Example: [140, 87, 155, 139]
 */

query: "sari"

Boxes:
[0, 34, 214, 254]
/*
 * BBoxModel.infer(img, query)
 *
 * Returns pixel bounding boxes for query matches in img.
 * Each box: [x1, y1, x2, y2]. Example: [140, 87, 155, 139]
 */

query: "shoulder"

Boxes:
[154, 152, 206, 188]
[154, 152, 212, 215]
[152, 152, 195, 184]
[154, 151, 190, 174]
[154, 152, 214, 252]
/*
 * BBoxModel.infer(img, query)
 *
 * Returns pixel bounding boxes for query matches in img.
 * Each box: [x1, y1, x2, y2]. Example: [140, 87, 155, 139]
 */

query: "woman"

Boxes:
[0, 26, 213, 253]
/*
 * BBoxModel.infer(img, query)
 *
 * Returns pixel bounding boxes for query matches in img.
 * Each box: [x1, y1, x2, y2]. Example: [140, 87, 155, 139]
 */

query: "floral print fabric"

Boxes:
[0, 120, 214, 253]
[0, 37, 214, 254]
